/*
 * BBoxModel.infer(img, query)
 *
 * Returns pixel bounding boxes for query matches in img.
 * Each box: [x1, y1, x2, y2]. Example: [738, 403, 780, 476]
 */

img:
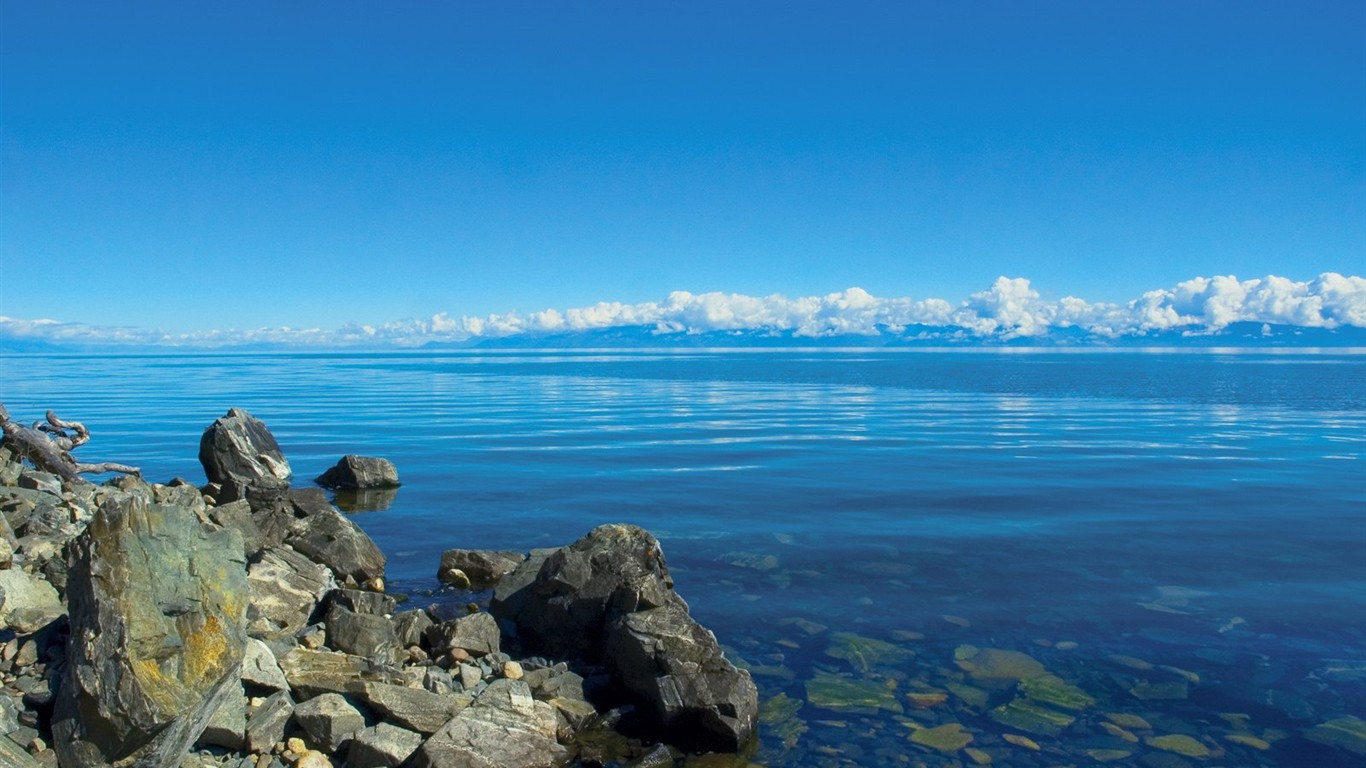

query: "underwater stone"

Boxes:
[1306, 715, 1366, 755]
[910, 722, 973, 753]
[1145, 733, 1212, 758]
[824, 631, 914, 674]
[954, 645, 1047, 686]
[1018, 673, 1095, 711]
[989, 697, 1076, 737]
[804, 671, 903, 715]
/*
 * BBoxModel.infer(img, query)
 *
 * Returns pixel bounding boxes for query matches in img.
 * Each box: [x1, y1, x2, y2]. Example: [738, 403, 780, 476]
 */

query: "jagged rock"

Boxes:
[286, 508, 386, 584]
[0, 736, 41, 767]
[206, 498, 266, 556]
[289, 487, 336, 517]
[491, 525, 674, 659]
[325, 604, 401, 664]
[199, 408, 292, 498]
[277, 647, 406, 700]
[0, 567, 64, 632]
[294, 692, 365, 753]
[247, 546, 337, 640]
[315, 455, 400, 490]
[246, 690, 295, 753]
[347, 723, 425, 768]
[437, 549, 526, 590]
[197, 686, 248, 750]
[394, 609, 435, 648]
[425, 611, 500, 658]
[346, 681, 471, 734]
[242, 637, 290, 691]
[327, 587, 397, 616]
[605, 600, 759, 752]
[53, 494, 248, 768]
[410, 679, 568, 768]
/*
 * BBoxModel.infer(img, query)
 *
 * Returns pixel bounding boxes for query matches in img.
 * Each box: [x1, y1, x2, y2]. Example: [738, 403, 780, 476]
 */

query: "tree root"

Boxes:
[0, 403, 140, 482]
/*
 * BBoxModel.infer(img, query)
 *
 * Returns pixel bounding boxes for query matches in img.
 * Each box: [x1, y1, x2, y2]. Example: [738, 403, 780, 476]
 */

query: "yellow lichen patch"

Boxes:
[183, 613, 229, 682]
[1002, 733, 1040, 750]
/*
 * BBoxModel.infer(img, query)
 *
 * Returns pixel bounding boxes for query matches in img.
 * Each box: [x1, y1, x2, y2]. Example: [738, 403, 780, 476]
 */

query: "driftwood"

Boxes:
[0, 404, 140, 482]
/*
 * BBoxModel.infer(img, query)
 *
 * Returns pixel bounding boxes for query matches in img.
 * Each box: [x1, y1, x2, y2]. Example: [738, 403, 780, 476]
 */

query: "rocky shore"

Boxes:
[0, 407, 758, 768]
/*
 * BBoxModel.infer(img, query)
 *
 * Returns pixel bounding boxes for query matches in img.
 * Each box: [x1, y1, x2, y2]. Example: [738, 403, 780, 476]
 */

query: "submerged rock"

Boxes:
[804, 671, 903, 715]
[1306, 715, 1366, 755]
[53, 494, 249, 768]
[315, 455, 400, 490]
[199, 408, 292, 498]
[437, 548, 525, 590]
[910, 722, 973, 753]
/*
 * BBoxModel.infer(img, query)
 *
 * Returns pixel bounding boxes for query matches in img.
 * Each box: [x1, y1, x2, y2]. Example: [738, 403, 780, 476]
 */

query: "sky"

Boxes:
[2, 1, 1364, 340]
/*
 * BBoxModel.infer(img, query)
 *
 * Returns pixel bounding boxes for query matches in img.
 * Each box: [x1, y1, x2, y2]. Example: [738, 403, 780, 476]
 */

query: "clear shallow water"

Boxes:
[3, 350, 1364, 766]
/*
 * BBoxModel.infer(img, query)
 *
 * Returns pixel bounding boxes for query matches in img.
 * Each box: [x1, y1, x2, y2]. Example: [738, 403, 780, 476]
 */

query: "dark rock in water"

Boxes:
[490, 524, 674, 659]
[246, 547, 337, 641]
[437, 549, 526, 590]
[287, 508, 386, 584]
[605, 600, 759, 752]
[347, 723, 424, 768]
[199, 408, 292, 498]
[316, 455, 400, 490]
[53, 494, 248, 768]
[491, 524, 757, 752]
[410, 678, 568, 768]
[294, 692, 366, 752]
[426, 611, 501, 658]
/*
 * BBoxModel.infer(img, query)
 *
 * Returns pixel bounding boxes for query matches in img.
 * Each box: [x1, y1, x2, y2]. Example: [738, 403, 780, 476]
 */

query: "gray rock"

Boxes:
[0, 568, 64, 633]
[423, 667, 457, 695]
[197, 686, 248, 750]
[327, 587, 397, 616]
[436, 549, 525, 590]
[198, 408, 292, 497]
[242, 637, 290, 692]
[426, 611, 500, 658]
[277, 647, 406, 700]
[346, 723, 424, 768]
[0, 736, 41, 768]
[393, 609, 435, 648]
[286, 508, 385, 584]
[293, 692, 365, 753]
[325, 605, 401, 664]
[315, 455, 400, 490]
[207, 499, 265, 557]
[53, 494, 249, 768]
[604, 600, 758, 752]
[346, 682, 470, 735]
[288, 487, 336, 518]
[16, 471, 61, 497]
[246, 546, 336, 641]
[491, 524, 675, 659]
[457, 663, 483, 691]
[410, 679, 567, 768]
[246, 690, 295, 753]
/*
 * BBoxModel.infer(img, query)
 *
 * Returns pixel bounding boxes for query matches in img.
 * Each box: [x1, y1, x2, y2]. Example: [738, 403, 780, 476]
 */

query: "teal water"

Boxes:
[3, 350, 1364, 765]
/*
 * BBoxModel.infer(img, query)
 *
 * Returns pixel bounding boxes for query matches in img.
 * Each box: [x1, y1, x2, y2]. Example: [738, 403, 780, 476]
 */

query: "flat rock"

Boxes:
[347, 723, 424, 768]
[197, 686, 248, 750]
[325, 605, 401, 664]
[346, 681, 471, 734]
[198, 408, 292, 497]
[278, 647, 406, 700]
[246, 690, 296, 754]
[426, 611, 500, 657]
[315, 455, 400, 490]
[53, 494, 248, 768]
[410, 679, 568, 768]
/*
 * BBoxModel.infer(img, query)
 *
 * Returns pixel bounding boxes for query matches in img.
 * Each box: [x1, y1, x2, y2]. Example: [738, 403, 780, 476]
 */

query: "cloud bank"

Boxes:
[3, 273, 1364, 349]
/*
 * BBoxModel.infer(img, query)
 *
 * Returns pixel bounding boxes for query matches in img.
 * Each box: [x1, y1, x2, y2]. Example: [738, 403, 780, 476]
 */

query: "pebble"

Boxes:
[503, 661, 524, 680]
[286, 738, 307, 754]
[444, 569, 471, 589]
[295, 750, 333, 768]
[942, 615, 971, 628]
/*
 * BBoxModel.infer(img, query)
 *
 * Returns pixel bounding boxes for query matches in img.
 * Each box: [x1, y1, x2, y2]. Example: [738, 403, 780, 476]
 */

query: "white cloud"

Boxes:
[3, 272, 1363, 348]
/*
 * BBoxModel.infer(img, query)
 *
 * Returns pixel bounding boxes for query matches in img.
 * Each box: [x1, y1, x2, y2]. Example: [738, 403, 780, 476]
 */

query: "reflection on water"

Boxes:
[332, 486, 400, 513]
[2, 350, 1364, 766]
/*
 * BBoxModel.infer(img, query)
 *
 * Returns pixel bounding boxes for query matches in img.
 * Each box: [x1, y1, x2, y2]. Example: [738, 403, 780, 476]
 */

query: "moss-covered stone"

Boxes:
[758, 693, 807, 750]
[1018, 674, 1094, 711]
[954, 645, 1047, 686]
[910, 722, 973, 753]
[824, 632, 913, 674]
[805, 671, 904, 715]
[1146, 733, 1212, 758]
[1306, 716, 1366, 755]
[988, 698, 1075, 737]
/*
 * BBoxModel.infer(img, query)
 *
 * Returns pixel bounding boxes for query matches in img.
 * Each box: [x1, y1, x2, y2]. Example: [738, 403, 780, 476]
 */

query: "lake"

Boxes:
[2, 349, 1364, 766]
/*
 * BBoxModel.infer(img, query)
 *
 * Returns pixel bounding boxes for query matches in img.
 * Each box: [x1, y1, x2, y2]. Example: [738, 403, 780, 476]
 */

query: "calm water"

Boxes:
[3, 350, 1364, 766]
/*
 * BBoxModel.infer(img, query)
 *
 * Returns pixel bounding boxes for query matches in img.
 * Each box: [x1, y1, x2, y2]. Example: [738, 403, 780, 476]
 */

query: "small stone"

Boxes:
[910, 722, 972, 753]
[964, 746, 992, 765]
[295, 751, 333, 768]
[942, 614, 971, 628]
[1305, 715, 1366, 755]
[286, 737, 307, 753]
[1105, 712, 1152, 730]
[1001, 733, 1040, 750]
[449, 648, 471, 664]
[1101, 722, 1139, 742]
[1055, 641, 1079, 651]
[1086, 749, 1132, 762]
[366, 577, 385, 593]
[443, 569, 471, 589]
[1146, 733, 1212, 758]
[1225, 733, 1271, 750]
[502, 661, 524, 680]
[906, 692, 948, 708]
[1130, 679, 1189, 701]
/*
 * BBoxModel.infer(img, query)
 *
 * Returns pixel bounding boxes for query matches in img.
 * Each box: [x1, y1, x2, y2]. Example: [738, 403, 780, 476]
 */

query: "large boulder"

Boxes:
[604, 601, 759, 752]
[286, 508, 386, 585]
[199, 408, 292, 498]
[490, 524, 674, 659]
[410, 679, 568, 768]
[53, 494, 249, 768]
[315, 455, 400, 490]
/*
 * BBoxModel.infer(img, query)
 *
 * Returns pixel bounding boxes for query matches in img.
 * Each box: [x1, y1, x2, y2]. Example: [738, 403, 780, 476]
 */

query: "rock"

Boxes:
[286, 508, 386, 584]
[277, 647, 406, 700]
[207, 499, 266, 557]
[1306, 715, 1366, 755]
[804, 670, 903, 715]
[53, 494, 248, 768]
[346, 723, 424, 768]
[326, 587, 397, 617]
[954, 645, 1047, 686]
[0, 737, 41, 768]
[246, 546, 337, 640]
[1018, 674, 1095, 711]
[503, 660, 524, 680]
[242, 637, 290, 692]
[491, 525, 676, 659]
[426, 611, 500, 657]
[325, 605, 401, 664]
[604, 600, 758, 752]
[289, 488, 337, 518]
[198, 408, 292, 497]
[1145, 733, 1213, 758]
[0, 567, 64, 633]
[436, 549, 525, 590]
[294, 692, 365, 753]
[198, 687, 248, 750]
[910, 722, 973, 753]
[988, 697, 1076, 737]
[393, 609, 435, 648]
[410, 679, 568, 768]
[296, 750, 333, 768]
[315, 455, 400, 490]
[824, 631, 914, 674]
[346, 681, 470, 735]
[245, 690, 295, 753]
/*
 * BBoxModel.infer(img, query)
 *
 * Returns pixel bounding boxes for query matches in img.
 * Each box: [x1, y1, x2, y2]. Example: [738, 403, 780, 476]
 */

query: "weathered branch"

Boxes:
[0, 404, 139, 482]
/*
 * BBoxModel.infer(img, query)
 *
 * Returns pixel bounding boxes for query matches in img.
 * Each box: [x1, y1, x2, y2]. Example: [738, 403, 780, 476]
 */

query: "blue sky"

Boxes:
[2, 1, 1363, 336]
